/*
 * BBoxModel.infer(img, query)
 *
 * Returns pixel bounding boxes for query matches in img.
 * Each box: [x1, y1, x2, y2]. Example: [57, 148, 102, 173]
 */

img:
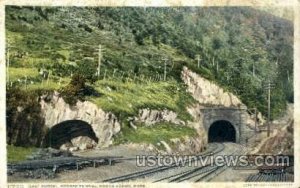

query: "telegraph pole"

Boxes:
[47, 70, 51, 85]
[162, 57, 168, 81]
[254, 108, 257, 141]
[97, 45, 104, 78]
[103, 69, 107, 80]
[267, 81, 271, 136]
[112, 69, 117, 78]
[195, 54, 201, 68]
[25, 76, 28, 90]
[264, 80, 274, 137]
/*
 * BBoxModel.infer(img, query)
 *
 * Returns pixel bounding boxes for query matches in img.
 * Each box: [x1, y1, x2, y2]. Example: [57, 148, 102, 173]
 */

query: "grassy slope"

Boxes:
[8, 67, 38, 82]
[7, 145, 36, 163]
[90, 79, 195, 121]
[114, 122, 197, 147]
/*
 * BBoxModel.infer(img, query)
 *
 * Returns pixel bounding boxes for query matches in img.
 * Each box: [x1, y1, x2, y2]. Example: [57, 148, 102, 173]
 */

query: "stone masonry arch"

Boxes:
[200, 107, 253, 145]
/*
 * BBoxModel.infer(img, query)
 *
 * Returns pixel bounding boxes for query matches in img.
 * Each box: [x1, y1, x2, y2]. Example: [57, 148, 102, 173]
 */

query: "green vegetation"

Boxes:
[5, 6, 293, 120]
[8, 67, 38, 82]
[89, 79, 194, 122]
[114, 122, 197, 146]
[60, 74, 88, 105]
[8, 67, 70, 91]
[23, 78, 69, 91]
[7, 145, 36, 163]
[5, 7, 294, 148]
[7, 87, 48, 147]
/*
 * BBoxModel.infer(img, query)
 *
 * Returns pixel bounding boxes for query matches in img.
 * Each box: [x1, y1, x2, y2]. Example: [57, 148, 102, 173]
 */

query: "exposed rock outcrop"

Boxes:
[40, 92, 121, 149]
[136, 108, 185, 125]
[169, 136, 205, 155]
[182, 67, 265, 129]
[119, 106, 206, 154]
[129, 136, 205, 155]
[181, 66, 244, 107]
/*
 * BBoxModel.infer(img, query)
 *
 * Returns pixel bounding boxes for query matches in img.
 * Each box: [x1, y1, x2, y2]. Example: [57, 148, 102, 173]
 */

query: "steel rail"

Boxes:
[103, 143, 225, 183]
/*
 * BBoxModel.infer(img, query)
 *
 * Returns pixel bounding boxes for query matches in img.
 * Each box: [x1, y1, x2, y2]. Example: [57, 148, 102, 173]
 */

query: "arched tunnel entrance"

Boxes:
[208, 120, 236, 143]
[43, 120, 98, 149]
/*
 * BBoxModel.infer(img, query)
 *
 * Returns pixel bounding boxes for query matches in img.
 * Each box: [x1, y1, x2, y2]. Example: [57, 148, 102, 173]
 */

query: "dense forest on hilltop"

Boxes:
[6, 6, 293, 121]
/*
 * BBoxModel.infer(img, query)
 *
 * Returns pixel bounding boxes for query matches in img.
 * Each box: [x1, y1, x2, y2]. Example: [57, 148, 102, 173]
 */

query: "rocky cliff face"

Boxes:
[35, 67, 263, 152]
[181, 66, 244, 107]
[136, 109, 185, 126]
[40, 92, 121, 149]
[181, 67, 264, 128]
[151, 136, 205, 155]
[39, 92, 206, 153]
[132, 107, 207, 154]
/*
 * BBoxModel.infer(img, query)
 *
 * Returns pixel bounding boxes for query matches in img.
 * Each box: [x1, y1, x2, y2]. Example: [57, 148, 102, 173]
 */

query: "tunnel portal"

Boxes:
[208, 120, 236, 143]
[44, 120, 98, 149]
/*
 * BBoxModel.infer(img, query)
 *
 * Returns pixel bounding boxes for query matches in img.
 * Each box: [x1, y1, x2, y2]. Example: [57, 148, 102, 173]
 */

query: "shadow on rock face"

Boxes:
[43, 120, 98, 149]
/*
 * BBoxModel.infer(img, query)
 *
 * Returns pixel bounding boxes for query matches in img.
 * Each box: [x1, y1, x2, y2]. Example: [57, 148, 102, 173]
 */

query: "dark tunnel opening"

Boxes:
[208, 120, 236, 143]
[43, 120, 98, 149]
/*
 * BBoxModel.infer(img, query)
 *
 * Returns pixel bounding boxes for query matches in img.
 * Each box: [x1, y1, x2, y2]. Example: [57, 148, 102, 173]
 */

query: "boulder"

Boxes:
[71, 136, 97, 150]
[60, 142, 73, 151]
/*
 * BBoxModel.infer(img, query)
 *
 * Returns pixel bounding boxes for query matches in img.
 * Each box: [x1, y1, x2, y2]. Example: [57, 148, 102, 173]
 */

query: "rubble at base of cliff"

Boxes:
[26, 147, 73, 161]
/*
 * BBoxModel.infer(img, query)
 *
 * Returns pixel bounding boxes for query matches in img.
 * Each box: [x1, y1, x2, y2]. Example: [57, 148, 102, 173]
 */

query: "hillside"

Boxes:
[5, 6, 294, 141]
[6, 6, 293, 119]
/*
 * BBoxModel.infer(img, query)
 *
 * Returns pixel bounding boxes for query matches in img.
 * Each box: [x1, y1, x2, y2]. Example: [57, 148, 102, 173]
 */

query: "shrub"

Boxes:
[76, 58, 97, 83]
[60, 73, 100, 105]
[59, 74, 86, 105]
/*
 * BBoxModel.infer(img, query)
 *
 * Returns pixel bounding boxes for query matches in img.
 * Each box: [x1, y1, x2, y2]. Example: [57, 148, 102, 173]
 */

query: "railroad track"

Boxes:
[8, 156, 123, 173]
[160, 165, 218, 182]
[153, 142, 247, 183]
[246, 172, 294, 182]
[195, 144, 247, 182]
[103, 143, 225, 183]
